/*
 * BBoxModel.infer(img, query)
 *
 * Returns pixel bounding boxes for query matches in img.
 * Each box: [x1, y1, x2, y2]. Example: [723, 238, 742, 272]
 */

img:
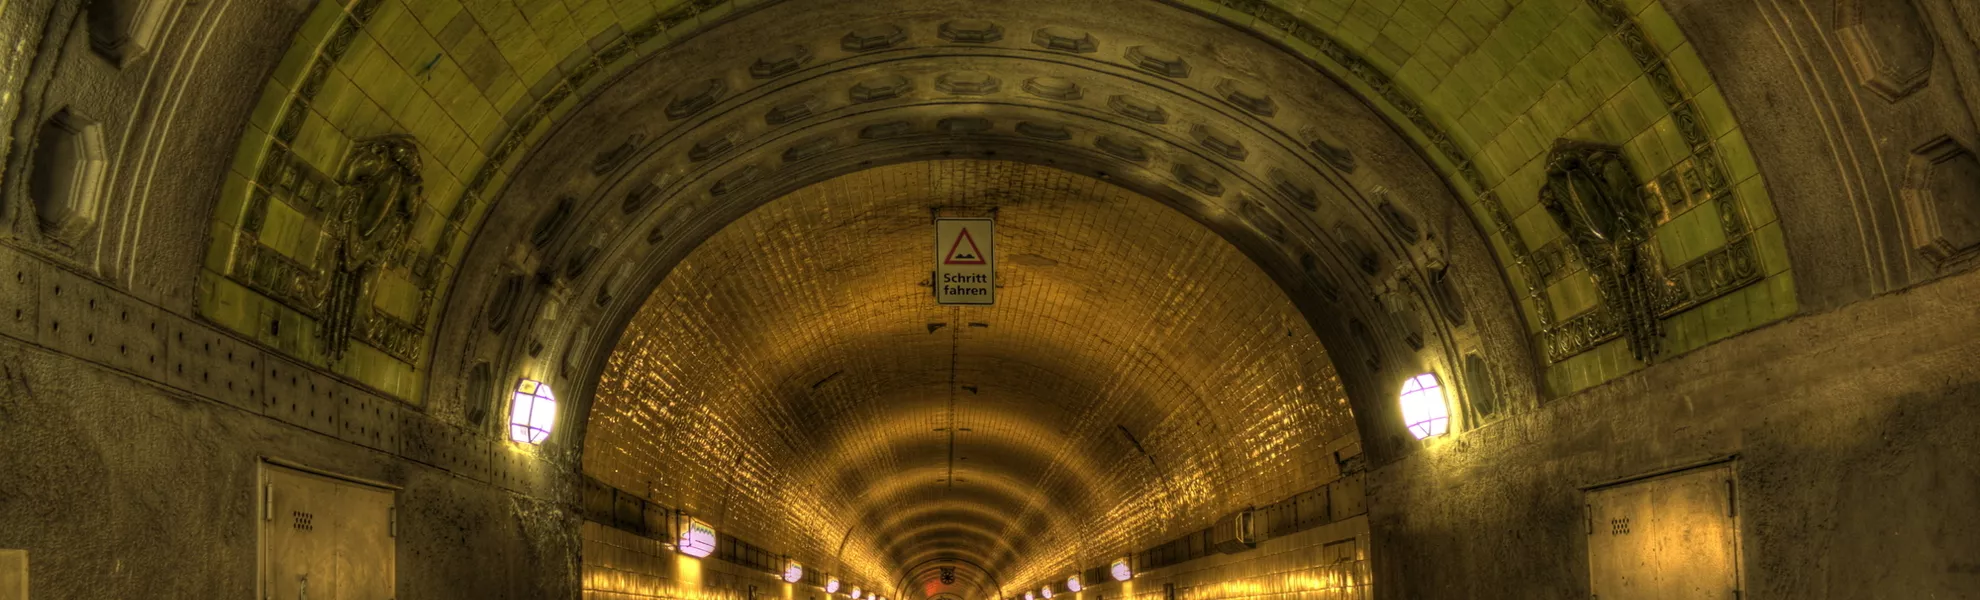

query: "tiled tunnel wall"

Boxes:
[1125, 518, 1374, 600]
[583, 161, 1359, 591]
[583, 521, 805, 600]
[579, 516, 1374, 600]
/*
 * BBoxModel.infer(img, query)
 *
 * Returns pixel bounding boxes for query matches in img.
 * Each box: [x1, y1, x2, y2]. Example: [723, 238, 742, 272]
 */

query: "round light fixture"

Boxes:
[1400, 372, 1450, 439]
[676, 518, 716, 558]
[508, 379, 557, 444]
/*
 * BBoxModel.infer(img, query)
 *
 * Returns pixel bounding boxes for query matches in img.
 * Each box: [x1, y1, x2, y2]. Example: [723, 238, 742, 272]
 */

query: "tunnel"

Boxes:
[0, 0, 1978, 598]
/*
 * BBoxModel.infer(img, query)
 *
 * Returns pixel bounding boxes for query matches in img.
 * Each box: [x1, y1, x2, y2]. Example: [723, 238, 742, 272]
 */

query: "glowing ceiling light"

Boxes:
[1067, 576, 1082, 593]
[678, 518, 716, 558]
[508, 378, 557, 444]
[852, 587, 863, 599]
[827, 578, 840, 593]
[1111, 559, 1132, 581]
[784, 561, 803, 583]
[1400, 372, 1450, 439]
[1041, 585, 1053, 599]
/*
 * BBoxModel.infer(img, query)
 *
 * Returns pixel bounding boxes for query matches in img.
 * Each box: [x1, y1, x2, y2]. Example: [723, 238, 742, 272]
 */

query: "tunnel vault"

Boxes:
[586, 161, 1359, 597]
[428, 0, 1539, 478]
[145, 0, 1792, 595]
[419, 0, 1546, 596]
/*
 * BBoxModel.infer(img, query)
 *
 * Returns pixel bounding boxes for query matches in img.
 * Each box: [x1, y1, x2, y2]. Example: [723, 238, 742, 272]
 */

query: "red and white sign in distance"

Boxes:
[935, 218, 994, 305]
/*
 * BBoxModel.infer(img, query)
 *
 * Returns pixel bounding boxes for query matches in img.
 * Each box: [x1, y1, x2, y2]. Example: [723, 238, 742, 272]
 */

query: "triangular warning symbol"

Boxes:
[943, 228, 988, 265]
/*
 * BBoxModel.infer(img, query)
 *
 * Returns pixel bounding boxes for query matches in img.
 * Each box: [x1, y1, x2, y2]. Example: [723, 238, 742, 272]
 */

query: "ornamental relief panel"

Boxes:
[1540, 142, 1665, 362]
[1533, 140, 1765, 365]
[227, 136, 432, 365]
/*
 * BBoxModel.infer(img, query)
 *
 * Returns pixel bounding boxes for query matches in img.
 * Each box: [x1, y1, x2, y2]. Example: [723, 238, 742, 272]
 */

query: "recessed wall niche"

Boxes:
[27, 110, 108, 243]
[85, 0, 173, 63]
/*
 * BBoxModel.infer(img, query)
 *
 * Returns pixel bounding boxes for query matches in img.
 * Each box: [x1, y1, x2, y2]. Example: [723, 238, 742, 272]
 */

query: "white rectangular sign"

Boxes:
[935, 218, 994, 305]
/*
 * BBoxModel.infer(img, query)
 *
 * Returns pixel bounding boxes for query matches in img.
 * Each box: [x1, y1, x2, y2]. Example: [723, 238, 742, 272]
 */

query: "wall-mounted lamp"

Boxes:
[1041, 585, 1053, 599]
[784, 560, 803, 583]
[826, 578, 840, 593]
[1067, 576, 1082, 593]
[677, 517, 716, 558]
[1400, 372, 1450, 439]
[852, 587, 863, 599]
[1111, 559, 1132, 581]
[509, 378, 557, 444]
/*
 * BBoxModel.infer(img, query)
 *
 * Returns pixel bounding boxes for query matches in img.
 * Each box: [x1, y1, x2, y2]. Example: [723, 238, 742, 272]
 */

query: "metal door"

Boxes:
[1586, 462, 1741, 599]
[260, 463, 396, 600]
[0, 549, 24, 600]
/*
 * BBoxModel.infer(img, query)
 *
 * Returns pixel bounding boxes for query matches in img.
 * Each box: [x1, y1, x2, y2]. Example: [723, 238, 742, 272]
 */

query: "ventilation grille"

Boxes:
[292, 510, 315, 531]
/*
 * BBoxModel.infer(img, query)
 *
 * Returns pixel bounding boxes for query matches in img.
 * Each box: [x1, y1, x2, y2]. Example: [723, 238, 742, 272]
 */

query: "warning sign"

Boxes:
[935, 219, 994, 305]
[944, 229, 987, 265]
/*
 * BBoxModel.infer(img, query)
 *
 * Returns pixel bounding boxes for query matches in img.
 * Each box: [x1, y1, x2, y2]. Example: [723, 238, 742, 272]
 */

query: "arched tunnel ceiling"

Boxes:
[170, 0, 1795, 592]
[585, 161, 1356, 597]
[186, 0, 1803, 485]
[425, 0, 1548, 475]
[199, 0, 1796, 426]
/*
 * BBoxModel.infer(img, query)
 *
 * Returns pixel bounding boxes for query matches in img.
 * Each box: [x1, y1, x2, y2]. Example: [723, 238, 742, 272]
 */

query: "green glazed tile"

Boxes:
[1754, 222, 1791, 275]
[248, 81, 292, 132]
[1655, 220, 1689, 266]
[1717, 129, 1760, 182]
[1667, 42, 1712, 93]
[407, 0, 464, 31]
[1547, 272, 1599, 318]
[1513, 202, 1564, 246]
[1694, 85, 1736, 138]
[1767, 272, 1798, 317]
[1737, 175, 1775, 227]
[1636, 2, 1684, 53]
[1744, 278, 1783, 327]
[1653, 116, 1691, 171]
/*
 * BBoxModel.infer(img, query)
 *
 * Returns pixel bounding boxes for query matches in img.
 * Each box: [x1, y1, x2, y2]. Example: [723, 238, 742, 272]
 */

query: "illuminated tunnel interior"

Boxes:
[581, 161, 1364, 600]
[1, 0, 1978, 598]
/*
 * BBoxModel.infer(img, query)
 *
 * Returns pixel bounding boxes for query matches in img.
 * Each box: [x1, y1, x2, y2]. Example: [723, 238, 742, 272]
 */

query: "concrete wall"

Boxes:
[0, 1, 582, 595]
[0, 248, 579, 598]
[1368, 265, 1980, 598]
[1360, 2, 1980, 596]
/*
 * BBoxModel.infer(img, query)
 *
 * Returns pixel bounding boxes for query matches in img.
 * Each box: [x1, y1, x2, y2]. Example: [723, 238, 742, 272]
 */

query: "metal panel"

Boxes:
[0, 549, 23, 600]
[1329, 473, 1367, 520]
[1586, 462, 1741, 599]
[261, 463, 396, 600]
